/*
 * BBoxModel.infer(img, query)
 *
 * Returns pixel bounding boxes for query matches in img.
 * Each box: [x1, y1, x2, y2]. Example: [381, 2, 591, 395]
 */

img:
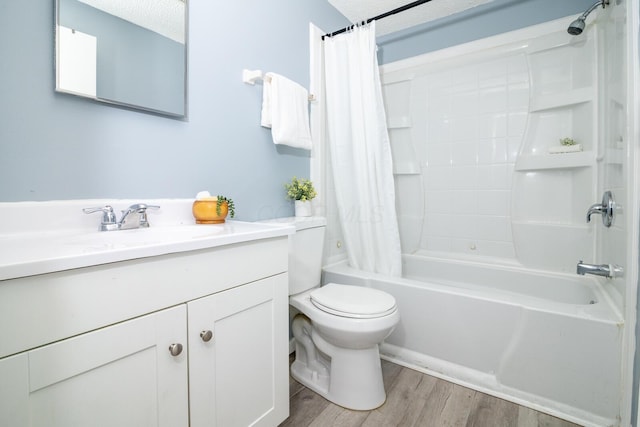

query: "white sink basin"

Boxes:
[0, 220, 294, 281]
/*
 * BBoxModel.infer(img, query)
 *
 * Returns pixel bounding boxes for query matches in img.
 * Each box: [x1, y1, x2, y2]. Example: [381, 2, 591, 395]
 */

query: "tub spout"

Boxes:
[576, 260, 623, 278]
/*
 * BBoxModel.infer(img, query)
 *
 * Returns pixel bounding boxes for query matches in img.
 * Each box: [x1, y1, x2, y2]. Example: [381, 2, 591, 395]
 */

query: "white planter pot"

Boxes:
[294, 200, 312, 217]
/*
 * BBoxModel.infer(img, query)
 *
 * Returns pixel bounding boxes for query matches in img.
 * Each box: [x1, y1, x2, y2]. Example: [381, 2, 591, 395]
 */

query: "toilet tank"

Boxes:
[256, 216, 327, 295]
[288, 217, 327, 295]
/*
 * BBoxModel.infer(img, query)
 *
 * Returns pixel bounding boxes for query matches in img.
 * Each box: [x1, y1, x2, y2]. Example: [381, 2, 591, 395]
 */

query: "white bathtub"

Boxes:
[322, 254, 623, 427]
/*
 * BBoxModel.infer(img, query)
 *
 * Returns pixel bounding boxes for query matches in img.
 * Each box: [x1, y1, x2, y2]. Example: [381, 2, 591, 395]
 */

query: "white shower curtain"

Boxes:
[323, 22, 402, 277]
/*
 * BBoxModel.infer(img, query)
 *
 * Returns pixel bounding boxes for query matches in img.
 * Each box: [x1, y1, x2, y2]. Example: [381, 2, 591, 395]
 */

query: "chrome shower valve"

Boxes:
[586, 191, 615, 227]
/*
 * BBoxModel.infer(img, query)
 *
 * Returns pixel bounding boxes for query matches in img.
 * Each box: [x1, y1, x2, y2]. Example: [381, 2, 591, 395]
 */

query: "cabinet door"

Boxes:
[0, 352, 29, 426]
[0, 305, 188, 427]
[188, 274, 289, 427]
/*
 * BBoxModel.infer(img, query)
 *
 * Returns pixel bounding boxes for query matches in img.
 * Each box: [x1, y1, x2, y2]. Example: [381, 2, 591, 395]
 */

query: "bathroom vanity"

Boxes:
[0, 200, 292, 427]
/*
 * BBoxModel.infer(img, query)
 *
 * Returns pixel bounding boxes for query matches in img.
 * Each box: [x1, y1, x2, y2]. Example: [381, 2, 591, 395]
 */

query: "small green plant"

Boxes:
[560, 137, 577, 146]
[285, 177, 317, 201]
[216, 195, 235, 218]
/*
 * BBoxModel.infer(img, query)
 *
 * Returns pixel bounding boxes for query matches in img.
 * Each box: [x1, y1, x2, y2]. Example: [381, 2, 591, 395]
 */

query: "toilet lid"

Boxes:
[310, 283, 397, 319]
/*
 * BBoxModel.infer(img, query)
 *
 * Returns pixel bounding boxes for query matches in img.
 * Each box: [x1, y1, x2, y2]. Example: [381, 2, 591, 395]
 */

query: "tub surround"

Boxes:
[0, 199, 293, 426]
[379, 11, 627, 302]
[381, 17, 603, 272]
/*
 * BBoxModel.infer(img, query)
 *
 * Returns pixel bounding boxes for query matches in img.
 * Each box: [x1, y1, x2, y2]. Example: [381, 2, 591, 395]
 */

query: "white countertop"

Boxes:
[0, 199, 294, 281]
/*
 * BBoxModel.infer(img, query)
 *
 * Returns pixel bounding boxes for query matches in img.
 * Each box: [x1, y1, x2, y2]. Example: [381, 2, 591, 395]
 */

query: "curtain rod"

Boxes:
[322, 0, 434, 39]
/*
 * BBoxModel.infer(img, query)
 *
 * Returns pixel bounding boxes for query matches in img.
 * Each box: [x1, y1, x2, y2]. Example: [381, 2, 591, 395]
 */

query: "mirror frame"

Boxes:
[54, 0, 188, 119]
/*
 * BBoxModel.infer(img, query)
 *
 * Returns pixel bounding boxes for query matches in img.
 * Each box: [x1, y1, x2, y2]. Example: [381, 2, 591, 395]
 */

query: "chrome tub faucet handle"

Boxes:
[586, 191, 615, 227]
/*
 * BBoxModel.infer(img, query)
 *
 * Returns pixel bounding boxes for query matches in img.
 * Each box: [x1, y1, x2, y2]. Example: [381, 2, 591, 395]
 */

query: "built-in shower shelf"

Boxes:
[529, 87, 593, 112]
[514, 151, 595, 171]
[387, 116, 412, 129]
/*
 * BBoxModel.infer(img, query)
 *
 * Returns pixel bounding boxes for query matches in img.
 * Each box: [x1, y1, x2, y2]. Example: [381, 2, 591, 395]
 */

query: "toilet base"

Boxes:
[291, 315, 387, 411]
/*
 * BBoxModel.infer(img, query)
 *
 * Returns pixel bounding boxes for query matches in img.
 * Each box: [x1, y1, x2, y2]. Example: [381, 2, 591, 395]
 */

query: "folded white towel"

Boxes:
[261, 72, 312, 150]
[261, 76, 272, 128]
[548, 144, 583, 154]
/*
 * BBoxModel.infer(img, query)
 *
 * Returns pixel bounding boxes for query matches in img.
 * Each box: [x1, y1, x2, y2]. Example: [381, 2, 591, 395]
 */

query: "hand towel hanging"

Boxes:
[261, 72, 312, 150]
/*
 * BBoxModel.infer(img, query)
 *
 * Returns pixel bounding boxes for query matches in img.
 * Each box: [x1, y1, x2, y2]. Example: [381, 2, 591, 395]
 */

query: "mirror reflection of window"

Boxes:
[56, 0, 187, 118]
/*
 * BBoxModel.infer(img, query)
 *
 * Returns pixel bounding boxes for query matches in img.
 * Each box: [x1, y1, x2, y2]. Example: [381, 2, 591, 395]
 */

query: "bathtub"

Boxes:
[322, 254, 623, 427]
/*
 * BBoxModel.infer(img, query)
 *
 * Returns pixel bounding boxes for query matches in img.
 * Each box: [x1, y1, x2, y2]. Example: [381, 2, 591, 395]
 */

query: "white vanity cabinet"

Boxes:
[0, 305, 189, 427]
[188, 275, 288, 426]
[0, 234, 290, 427]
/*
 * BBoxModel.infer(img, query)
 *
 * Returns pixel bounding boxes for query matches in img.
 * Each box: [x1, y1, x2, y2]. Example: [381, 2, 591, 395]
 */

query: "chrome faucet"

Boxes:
[586, 191, 615, 227]
[83, 203, 159, 231]
[576, 260, 623, 278]
[118, 203, 159, 230]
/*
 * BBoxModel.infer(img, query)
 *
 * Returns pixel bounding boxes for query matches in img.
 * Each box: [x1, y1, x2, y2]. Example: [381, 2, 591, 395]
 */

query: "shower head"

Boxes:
[567, 0, 609, 35]
[567, 17, 586, 35]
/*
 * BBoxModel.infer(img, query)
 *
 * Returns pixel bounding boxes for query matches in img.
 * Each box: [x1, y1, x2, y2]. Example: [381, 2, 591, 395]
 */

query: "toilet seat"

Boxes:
[310, 283, 397, 319]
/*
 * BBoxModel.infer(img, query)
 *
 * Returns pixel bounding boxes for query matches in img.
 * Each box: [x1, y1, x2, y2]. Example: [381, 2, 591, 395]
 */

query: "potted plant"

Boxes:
[560, 137, 577, 146]
[285, 177, 317, 217]
[192, 194, 235, 224]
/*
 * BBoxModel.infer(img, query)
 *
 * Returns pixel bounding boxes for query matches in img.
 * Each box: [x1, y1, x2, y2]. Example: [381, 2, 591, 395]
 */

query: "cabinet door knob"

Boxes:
[200, 330, 213, 342]
[168, 343, 183, 356]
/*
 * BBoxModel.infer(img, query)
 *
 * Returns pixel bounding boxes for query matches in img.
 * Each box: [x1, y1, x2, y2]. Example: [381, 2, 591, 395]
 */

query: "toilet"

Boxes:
[285, 216, 399, 410]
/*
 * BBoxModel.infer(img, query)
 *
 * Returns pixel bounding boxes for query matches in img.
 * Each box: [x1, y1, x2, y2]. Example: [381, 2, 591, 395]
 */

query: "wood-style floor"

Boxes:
[280, 359, 582, 427]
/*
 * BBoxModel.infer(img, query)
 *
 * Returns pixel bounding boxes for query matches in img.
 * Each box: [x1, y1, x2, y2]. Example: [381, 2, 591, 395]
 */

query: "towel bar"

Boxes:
[242, 69, 316, 101]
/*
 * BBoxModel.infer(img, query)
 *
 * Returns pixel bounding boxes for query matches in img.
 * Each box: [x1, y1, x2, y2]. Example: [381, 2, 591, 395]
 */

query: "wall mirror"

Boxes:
[55, 0, 187, 118]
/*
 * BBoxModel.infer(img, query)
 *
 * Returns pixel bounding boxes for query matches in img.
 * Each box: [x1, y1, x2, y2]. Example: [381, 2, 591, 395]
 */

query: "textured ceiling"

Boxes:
[79, 0, 185, 43]
[327, 0, 495, 36]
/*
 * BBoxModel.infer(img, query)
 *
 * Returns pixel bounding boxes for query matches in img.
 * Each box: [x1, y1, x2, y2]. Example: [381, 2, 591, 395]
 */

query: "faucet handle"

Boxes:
[83, 205, 118, 231]
[124, 204, 160, 228]
[586, 191, 615, 227]
[125, 203, 160, 212]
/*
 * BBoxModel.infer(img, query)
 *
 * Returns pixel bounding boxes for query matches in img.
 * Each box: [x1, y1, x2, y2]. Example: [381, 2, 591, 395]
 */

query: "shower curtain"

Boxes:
[323, 22, 402, 277]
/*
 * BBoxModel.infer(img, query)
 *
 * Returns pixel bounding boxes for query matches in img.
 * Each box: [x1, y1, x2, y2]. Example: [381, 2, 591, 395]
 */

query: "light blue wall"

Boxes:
[0, 0, 347, 221]
[377, 0, 596, 64]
